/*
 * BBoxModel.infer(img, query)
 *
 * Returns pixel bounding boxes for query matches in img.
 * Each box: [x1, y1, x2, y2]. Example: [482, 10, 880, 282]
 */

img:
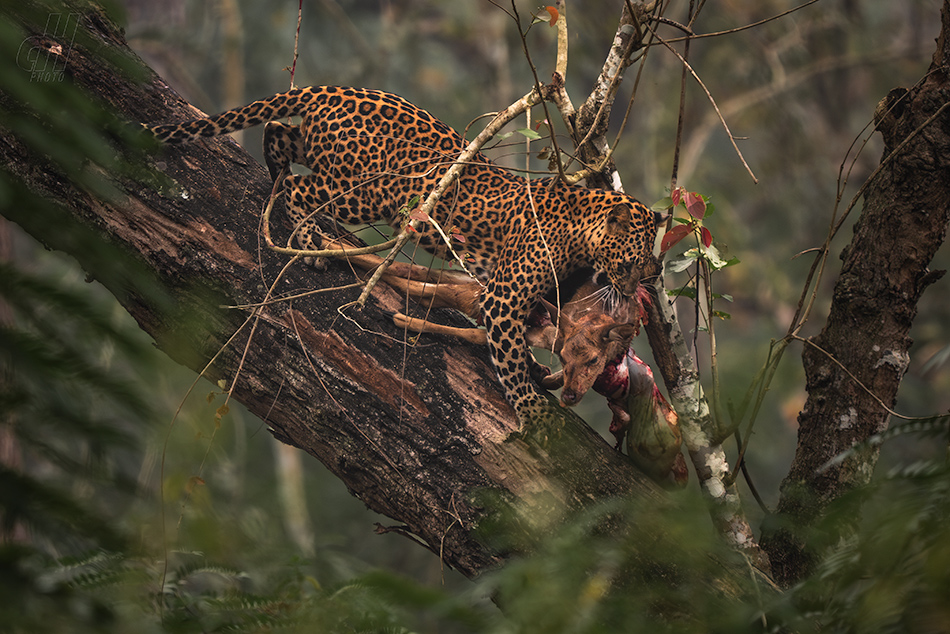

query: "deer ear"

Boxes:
[540, 370, 565, 390]
[540, 297, 560, 323]
[605, 203, 632, 235]
[606, 323, 638, 344]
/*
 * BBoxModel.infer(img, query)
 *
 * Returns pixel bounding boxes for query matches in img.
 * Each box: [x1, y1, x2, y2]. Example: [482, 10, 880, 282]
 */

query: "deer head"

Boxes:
[531, 298, 639, 407]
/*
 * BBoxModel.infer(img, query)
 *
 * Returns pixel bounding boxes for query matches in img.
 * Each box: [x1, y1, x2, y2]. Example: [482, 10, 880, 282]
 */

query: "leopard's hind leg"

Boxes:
[263, 122, 307, 181]
[282, 173, 388, 269]
[280, 173, 332, 267]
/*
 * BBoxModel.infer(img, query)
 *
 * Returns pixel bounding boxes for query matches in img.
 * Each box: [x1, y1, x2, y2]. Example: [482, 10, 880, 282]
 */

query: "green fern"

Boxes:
[778, 462, 950, 633]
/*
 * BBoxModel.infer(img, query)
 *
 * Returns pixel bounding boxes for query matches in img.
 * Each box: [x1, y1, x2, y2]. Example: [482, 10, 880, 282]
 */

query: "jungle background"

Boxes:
[1, 0, 949, 631]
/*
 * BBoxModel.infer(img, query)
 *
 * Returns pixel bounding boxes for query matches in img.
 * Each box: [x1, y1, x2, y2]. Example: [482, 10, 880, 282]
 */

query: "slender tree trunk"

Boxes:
[760, 0, 950, 587]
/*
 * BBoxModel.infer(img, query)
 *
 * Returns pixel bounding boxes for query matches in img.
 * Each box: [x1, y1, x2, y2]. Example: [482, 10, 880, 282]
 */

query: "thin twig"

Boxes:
[792, 335, 950, 422]
[289, 0, 302, 86]
[222, 282, 364, 310]
[651, 28, 758, 183]
[664, 0, 821, 43]
[787, 98, 950, 337]
[736, 440, 770, 513]
[510, 0, 568, 184]
[260, 165, 405, 259]
[669, 0, 694, 188]
[726, 338, 788, 487]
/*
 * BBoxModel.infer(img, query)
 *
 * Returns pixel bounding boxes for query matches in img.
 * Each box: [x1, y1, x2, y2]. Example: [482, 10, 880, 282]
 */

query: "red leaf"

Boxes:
[545, 6, 559, 26]
[409, 210, 429, 222]
[700, 226, 712, 248]
[685, 191, 706, 220]
[452, 233, 466, 243]
[671, 187, 682, 207]
[661, 223, 691, 253]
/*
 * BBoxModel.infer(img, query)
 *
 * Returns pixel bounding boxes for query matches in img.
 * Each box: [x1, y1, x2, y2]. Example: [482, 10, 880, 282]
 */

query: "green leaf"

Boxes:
[698, 244, 731, 270]
[516, 127, 542, 140]
[667, 286, 697, 299]
[651, 197, 674, 211]
[666, 255, 696, 273]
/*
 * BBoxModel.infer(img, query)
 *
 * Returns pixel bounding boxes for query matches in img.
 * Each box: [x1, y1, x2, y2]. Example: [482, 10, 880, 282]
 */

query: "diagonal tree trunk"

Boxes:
[0, 2, 661, 579]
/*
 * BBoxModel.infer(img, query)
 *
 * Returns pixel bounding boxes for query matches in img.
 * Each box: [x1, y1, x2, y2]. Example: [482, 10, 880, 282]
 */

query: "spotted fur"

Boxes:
[149, 86, 657, 422]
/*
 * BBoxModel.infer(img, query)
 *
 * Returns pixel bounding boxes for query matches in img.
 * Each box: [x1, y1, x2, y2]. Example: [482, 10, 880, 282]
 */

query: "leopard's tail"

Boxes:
[148, 87, 322, 143]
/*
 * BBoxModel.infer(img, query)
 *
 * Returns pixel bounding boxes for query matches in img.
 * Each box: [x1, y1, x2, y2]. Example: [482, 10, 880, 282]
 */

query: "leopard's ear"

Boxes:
[605, 203, 632, 235]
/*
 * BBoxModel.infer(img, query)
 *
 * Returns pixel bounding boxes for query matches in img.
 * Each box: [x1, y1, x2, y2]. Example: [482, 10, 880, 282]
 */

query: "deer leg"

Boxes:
[319, 236, 482, 317]
[392, 312, 486, 345]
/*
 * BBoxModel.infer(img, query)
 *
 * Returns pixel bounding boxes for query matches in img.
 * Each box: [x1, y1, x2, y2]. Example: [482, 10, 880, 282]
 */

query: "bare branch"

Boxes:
[651, 28, 758, 183]
[665, 0, 822, 43]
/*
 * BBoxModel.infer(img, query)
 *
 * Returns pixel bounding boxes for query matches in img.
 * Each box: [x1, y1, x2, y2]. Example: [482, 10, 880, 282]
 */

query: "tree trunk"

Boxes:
[0, 3, 661, 579]
[760, 0, 950, 587]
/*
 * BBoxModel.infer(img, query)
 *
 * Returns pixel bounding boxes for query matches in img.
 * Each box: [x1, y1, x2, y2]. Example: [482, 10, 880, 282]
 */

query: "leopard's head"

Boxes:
[593, 201, 658, 297]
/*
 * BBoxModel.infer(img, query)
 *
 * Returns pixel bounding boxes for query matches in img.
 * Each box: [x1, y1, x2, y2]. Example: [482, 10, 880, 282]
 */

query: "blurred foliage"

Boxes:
[0, 0, 948, 632]
[773, 428, 950, 633]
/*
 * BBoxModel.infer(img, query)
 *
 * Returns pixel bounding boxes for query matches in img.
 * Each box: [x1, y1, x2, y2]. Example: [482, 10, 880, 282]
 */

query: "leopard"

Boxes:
[148, 85, 658, 425]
